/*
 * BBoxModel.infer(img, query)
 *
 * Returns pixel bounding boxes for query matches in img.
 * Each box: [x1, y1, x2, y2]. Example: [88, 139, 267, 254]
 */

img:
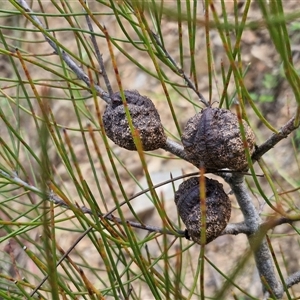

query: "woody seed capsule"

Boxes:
[103, 90, 166, 151]
[175, 176, 231, 245]
[181, 107, 255, 171]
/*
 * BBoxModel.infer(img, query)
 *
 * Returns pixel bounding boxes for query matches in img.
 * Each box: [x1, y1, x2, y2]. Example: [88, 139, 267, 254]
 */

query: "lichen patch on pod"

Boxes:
[181, 107, 255, 171]
[103, 90, 166, 151]
[175, 176, 231, 245]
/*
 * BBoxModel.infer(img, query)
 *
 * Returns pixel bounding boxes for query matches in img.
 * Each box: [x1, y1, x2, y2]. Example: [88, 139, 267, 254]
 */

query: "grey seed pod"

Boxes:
[103, 90, 166, 151]
[175, 176, 231, 245]
[181, 107, 255, 171]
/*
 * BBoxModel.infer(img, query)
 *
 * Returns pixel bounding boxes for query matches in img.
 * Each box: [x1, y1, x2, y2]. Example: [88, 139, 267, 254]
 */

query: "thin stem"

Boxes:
[252, 116, 299, 162]
[151, 31, 209, 107]
[83, 1, 114, 96]
[223, 174, 260, 233]
[162, 138, 194, 162]
[0, 169, 182, 236]
[15, 0, 111, 103]
[221, 222, 251, 235]
[286, 271, 300, 289]
[224, 174, 283, 298]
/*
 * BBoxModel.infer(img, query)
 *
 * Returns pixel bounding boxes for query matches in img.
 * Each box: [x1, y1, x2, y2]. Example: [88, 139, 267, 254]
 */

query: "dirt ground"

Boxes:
[1, 1, 300, 299]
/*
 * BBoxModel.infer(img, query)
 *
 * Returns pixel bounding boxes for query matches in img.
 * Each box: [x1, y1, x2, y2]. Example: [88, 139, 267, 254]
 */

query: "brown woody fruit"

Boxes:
[103, 90, 166, 151]
[181, 107, 255, 171]
[175, 176, 231, 245]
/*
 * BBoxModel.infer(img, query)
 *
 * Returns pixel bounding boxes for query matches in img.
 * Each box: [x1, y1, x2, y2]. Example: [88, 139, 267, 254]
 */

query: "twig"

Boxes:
[286, 271, 300, 289]
[162, 138, 194, 162]
[221, 222, 251, 235]
[0, 169, 182, 236]
[151, 31, 209, 107]
[253, 238, 283, 299]
[15, 0, 111, 103]
[84, 2, 114, 97]
[224, 174, 260, 234]
[1, 168, 269, 237]
[223, 174, 283, 298]
[252, 116, 299, 162]
[221, 216, 298, 236]
[261, 216, 294, 232]
[28, 226, 93, 296]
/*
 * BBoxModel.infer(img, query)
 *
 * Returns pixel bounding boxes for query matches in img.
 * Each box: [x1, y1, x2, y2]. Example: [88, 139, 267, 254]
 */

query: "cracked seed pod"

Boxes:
[181, 107, 255, 171]
[175, 176, 231, 245]
[103, 90, 166, 151]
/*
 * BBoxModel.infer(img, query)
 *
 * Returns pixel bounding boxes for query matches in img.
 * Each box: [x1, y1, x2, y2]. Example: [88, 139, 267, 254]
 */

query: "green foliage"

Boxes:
[0, 0, 300, 299]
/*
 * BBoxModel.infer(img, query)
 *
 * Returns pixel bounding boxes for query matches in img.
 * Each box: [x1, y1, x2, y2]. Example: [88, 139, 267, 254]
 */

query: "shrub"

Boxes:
[0, 1, 300, 299]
